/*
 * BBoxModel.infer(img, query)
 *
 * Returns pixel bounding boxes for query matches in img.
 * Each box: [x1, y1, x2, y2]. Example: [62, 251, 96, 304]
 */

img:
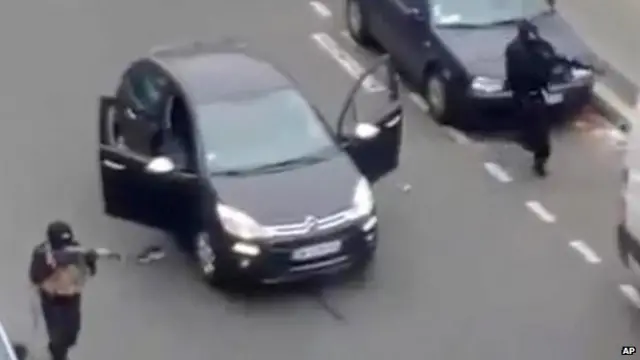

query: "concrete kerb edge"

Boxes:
[591, 82, 639, 133]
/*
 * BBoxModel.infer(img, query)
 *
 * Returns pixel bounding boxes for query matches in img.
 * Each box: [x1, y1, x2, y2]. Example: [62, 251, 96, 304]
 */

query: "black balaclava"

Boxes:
[517, 20, 540, 43]
[46, 221, 74, 250]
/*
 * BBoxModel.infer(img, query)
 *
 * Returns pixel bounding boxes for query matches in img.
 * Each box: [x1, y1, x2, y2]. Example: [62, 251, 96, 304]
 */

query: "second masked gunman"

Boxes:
[28, 221, 98, 360]
[505, 20, 557, 177]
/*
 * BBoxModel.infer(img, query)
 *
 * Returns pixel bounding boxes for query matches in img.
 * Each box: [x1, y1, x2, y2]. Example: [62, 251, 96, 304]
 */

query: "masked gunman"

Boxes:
[29, 221, 97, 360]
[505, 20, 556, 177]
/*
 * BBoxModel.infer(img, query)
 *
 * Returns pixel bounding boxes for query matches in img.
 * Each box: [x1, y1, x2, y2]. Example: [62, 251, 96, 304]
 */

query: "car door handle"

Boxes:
[385, 114, 402, 127]
[102, 159, 126, 170]
[391, 0, 415, 15]
[124, 106, 138, 120]
[409, 8, 424, 20]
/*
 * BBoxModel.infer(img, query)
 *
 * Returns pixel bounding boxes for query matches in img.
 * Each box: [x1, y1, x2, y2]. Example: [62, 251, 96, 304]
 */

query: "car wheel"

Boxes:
[618, 234, 630, 267]
[346, 0, 374, 46]
[194, 231, 225, 286]
[424, 71, 452, 124]
[628, 252, 640, 279]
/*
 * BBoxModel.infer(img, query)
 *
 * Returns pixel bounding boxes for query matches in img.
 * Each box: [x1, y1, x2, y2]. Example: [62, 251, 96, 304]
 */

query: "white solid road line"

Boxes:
[568, 240, 602, 264]
[525, 201, 556, 223]
[310, 32, 385, 92]
[309, 1, 332, 18]
[483, 162, 513, 183]
[619, 284, 640, 308]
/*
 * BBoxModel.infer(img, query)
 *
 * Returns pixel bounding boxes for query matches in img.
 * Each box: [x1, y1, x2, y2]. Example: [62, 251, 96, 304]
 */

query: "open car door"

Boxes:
[336, 55, 403, 183]
[98, 96, 170, 229]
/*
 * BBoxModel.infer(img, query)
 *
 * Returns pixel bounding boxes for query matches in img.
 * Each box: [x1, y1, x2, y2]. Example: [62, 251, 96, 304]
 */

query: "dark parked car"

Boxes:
[346, 0, 595, 128]
[98, 40, 403, 286]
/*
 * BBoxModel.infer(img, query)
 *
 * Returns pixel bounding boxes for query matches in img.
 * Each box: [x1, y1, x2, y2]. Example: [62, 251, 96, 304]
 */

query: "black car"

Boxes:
[346, 0, 595, 128]
[98, 40, 403, 285]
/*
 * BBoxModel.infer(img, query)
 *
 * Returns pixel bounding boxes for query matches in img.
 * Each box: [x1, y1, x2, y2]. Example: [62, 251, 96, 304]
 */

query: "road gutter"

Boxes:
[592, 81, 639, 131]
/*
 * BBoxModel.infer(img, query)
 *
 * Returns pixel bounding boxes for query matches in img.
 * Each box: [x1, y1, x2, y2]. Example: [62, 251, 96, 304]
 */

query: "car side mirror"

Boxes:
[354, 123, 380, 140]
[12, 343, 27, 360]
[145, 156, 175, 175]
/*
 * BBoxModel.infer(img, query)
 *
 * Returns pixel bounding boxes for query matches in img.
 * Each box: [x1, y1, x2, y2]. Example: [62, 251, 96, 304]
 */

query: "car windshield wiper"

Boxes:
[442, 19, 517, 28]
[486, 18, 520, 26]
[440, 11, 551, 29]
[210, 153, 331, 177]
[438, 22, 490, 29]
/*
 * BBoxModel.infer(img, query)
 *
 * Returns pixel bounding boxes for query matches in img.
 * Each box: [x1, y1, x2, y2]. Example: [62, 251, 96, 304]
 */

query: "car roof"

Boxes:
[149, 40, 294, 105]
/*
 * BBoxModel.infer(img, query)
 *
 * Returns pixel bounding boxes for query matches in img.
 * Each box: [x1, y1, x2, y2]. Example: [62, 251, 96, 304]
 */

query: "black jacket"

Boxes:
[505, 37, 556, 95]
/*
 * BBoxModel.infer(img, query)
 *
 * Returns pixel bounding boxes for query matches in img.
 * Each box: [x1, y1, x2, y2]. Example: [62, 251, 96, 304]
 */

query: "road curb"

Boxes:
[591, 82, 639, 132]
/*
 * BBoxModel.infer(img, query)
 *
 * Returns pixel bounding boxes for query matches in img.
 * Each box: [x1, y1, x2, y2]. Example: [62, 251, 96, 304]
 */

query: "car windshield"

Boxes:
[431, 0, 551, 27]
[197, 89, 337, 173]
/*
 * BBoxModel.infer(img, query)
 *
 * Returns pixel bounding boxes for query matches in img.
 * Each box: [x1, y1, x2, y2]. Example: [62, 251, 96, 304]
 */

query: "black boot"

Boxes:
[48, 343, 68, 360]
[533, 159, 547, 177]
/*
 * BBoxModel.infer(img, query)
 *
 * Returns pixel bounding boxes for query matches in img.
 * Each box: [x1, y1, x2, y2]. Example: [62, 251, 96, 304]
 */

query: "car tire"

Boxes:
[618, 231, 630, 268]
[423, 70, 454, 125]
[193, 231, 227, 287]
[346, 0, 374, 47]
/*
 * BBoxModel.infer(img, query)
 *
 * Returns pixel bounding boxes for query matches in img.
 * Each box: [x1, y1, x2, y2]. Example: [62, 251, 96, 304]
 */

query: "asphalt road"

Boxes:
[558, 0, 640, 88]
[0, 0, 638, 359]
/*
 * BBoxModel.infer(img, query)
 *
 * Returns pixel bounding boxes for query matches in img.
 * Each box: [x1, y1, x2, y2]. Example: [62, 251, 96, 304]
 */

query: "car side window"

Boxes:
[150, 96, 197, 173]
[124, 64, 169, 117]
[115, 63, 171, 157]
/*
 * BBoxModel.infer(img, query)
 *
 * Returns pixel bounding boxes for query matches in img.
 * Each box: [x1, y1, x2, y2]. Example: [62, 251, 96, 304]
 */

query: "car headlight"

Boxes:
[216, 203, 272, 240]
[571, 67, 592, 80]
[470, 76, 504, 93]
[349, 178, 374, 219]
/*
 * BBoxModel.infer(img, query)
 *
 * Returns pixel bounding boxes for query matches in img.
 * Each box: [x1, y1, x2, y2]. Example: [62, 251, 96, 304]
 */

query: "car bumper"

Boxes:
[463, 81, 593, 127]
[222, 215, 378, 284]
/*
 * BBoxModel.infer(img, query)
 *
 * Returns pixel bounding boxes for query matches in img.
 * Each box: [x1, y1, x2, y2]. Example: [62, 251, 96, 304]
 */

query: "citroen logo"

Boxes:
[304, 216, 318, 231]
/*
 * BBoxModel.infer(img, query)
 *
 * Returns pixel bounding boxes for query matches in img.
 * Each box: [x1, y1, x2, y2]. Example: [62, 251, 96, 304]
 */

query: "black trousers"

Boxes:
[516, 94, 551, 165]
[40, 294, 81, 360]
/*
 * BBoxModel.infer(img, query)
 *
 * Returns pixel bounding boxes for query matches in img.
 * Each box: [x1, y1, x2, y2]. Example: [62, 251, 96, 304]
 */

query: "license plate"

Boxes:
[543, 92, 564, 105]
[291, 240, 342, 261]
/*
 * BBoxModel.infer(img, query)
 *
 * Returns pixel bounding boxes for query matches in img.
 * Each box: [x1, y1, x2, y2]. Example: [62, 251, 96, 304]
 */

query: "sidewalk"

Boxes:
[557, 0, 639, 109]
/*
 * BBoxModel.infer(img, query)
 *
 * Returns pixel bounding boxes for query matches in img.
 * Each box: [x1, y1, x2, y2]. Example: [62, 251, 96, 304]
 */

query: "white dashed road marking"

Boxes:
[309, 1, 332, 18]
[442, 126, 472, 145]
[340, 30, 356, 45]
[310, 32, 385, 92]
[483, 162, 512, 183]
[525, 201, 556, 223]
[409, 92, 428, 112]
[568, 240, 602, 264]
[620, 284, 640, 308]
